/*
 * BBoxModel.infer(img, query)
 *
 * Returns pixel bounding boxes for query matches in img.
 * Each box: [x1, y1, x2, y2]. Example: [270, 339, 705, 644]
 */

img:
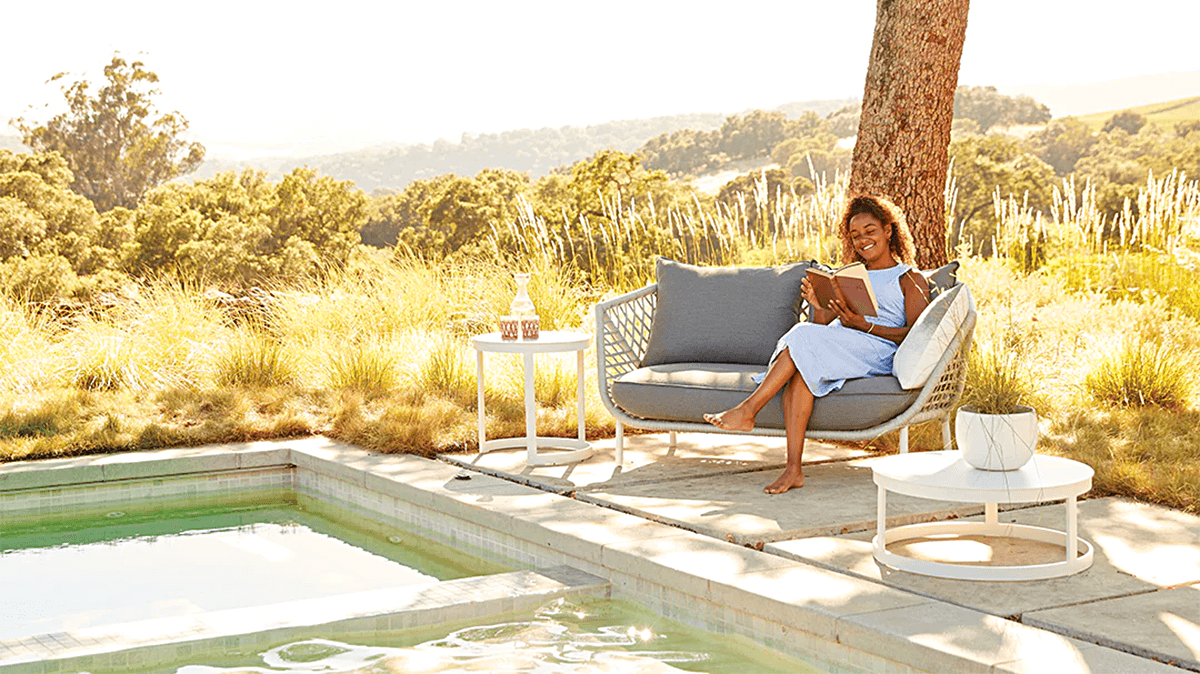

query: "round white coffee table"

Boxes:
[472, 330, 594, 466]
[871, 451, 1094, 581]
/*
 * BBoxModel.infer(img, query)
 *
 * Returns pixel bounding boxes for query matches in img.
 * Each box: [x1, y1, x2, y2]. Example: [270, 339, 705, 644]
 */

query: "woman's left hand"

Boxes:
[829, 297, 871, 332]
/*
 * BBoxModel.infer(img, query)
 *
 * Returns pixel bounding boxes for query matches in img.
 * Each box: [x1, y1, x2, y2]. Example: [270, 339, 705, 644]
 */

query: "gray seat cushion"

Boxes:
[640, 258, 812, 367]
[611, 363, 919, 432]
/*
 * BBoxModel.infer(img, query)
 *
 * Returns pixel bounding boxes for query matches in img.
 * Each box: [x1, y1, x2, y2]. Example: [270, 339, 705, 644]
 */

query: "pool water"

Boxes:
[175, 597, 824, 674]
[0, 489, 508, 641]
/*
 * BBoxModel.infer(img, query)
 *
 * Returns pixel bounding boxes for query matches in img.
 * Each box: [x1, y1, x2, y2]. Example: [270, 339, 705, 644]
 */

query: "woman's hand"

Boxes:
[800, 277, 819, 309]
[829, 288, 871, 332]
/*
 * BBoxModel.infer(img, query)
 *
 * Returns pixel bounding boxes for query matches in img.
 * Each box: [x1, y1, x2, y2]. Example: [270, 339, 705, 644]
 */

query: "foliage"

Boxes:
[1102, 111, 1148, 135]
[639, 111, 827, 177]
[952, 85, 1051, 132]
[127, 167, 365, 285]
[947, 135, 1056, 250]
[13, 55, 204, 212]
[1085, 338, 1193, 409]
[0, 150, 103, 272]
[1026, 118, 1097, 176]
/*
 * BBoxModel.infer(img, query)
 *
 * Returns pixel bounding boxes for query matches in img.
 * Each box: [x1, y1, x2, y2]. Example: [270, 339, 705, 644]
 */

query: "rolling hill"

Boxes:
[1073, 96, 1200, 131]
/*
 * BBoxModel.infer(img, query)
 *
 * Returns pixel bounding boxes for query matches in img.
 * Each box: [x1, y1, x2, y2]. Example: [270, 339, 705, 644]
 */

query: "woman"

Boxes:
[704, 195, 931, 494]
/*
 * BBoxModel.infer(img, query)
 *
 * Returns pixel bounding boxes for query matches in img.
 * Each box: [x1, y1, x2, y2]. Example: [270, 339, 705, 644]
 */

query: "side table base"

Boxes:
[873, 521, 1094, 581]
[480, 437, 594, 467]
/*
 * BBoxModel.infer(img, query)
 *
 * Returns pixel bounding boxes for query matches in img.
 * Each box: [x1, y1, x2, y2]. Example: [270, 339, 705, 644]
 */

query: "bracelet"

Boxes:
[866, 323, 875, 335]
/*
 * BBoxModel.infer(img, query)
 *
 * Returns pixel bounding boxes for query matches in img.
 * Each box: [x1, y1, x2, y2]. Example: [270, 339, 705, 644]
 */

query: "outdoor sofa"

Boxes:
[595, 258, 976, 465]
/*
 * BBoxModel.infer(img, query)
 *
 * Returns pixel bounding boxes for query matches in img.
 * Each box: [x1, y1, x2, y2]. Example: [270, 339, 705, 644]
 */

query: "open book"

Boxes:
[807, 262, 879, 317]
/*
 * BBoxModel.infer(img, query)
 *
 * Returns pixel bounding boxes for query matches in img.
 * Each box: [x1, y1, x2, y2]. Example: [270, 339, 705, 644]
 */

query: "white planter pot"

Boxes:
[955, 405, 1037, 471]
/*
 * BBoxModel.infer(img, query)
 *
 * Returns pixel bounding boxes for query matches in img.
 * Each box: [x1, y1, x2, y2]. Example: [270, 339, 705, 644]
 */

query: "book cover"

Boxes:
[806, 263, 879, 317]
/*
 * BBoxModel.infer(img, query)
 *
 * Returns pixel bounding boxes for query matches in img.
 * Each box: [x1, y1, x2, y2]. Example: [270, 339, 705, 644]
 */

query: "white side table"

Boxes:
[472, 330, 594, 466]
[871, 451, 1094, 581]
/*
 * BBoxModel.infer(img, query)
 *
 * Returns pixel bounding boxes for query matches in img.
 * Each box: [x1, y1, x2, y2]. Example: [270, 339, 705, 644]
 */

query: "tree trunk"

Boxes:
[850, 0, 970, 269]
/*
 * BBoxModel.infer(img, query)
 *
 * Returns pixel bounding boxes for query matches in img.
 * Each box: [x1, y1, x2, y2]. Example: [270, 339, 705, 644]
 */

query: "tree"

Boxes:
[718, 110, 796, 161]
[13, 55, 205, 212]
[1026, 118, 1096, 175]
[419, 169, 529, 254]
[953, 86, 1050, 132]
[0, 150, 102, 270]
[850, 0, 970, 269]
[947, 136, 1055, 248]
[1101, 111, 1147, 136]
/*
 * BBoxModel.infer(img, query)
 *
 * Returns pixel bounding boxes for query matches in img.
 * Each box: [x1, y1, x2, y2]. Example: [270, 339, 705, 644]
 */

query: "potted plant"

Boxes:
[956, 346, 1037, 471]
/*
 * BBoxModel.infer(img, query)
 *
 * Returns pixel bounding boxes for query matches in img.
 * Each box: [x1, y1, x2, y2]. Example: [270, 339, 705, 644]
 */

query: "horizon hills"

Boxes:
[2, 70, 1197, 194]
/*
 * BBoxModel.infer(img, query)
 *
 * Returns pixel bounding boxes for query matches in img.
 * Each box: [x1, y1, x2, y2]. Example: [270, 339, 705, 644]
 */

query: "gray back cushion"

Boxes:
[922, 261, 960, 299]
[641, 258, 811, 366]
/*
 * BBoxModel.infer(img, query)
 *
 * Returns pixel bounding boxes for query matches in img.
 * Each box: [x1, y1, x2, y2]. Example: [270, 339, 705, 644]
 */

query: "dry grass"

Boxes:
[1, 171, 1199, 515]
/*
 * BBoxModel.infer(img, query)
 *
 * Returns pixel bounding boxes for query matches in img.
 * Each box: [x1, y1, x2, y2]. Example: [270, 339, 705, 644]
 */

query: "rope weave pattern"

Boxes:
[600, 287, 657, 392]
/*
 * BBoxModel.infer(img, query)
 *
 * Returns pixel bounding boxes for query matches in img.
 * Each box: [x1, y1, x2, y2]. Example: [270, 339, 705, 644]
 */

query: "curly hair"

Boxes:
[837, 194, 916, 266]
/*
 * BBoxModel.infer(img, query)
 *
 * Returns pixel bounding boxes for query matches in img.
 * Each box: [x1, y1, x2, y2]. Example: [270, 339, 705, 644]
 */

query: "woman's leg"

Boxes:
[704, 347, 796, 432]
[765, 370, 813, 494]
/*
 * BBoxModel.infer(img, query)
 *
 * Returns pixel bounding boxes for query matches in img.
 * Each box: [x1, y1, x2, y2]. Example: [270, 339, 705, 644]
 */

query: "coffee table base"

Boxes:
[873, 520, 1094, 581]
[480, 437, 594, 467]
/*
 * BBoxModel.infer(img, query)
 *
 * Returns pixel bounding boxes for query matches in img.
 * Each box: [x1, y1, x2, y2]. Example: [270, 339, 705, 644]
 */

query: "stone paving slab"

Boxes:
[439, 432, 868, 495]
[1025, 584, 1200, 671]
[578, 457, 983, 545]
[766, 496, 1200, 620]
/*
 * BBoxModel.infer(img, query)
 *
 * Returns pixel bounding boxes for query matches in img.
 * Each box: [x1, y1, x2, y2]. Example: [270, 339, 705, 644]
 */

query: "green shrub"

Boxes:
[1, 254, 79, 303]
[1086, 339, 1192, 409]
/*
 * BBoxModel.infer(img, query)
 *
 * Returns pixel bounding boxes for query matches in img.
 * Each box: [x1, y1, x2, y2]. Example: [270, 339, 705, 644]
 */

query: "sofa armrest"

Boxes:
[595, 284, 658, 404]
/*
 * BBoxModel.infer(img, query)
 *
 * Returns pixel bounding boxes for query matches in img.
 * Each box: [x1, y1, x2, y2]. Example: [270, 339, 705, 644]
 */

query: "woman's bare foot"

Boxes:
[764, 466, 804, 494]
[703, 405, 756, 432]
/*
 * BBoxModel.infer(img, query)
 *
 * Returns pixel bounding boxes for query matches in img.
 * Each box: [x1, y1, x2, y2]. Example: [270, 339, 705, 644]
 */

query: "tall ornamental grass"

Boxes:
[1085, 338, 1193, 409]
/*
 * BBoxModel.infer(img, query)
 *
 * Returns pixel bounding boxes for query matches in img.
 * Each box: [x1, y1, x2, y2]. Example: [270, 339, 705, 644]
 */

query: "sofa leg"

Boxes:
[615, 420, 624, 466]
[942, 417, 953, 450]
[899, 426, 909, 454]
[669, 430, 676, 450]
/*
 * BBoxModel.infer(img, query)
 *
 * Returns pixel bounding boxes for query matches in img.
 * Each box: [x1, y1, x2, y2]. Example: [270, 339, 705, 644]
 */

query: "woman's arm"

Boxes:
[899, 269, 932, 330]
[827, 269, 931, 344]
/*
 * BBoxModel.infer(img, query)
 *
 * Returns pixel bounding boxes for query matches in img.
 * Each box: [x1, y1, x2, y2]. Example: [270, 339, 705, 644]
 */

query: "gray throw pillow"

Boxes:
[921, 261, 960, 299]
[640, 258, 811, 366]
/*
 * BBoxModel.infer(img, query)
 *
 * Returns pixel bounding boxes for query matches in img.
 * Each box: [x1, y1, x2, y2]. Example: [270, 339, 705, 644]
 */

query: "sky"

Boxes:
[2, 0, 1198, 159]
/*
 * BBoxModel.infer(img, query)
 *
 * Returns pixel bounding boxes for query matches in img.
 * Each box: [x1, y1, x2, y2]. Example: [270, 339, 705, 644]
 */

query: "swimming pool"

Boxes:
[0, 459, 824, 674]
[0, 489, 507, 642]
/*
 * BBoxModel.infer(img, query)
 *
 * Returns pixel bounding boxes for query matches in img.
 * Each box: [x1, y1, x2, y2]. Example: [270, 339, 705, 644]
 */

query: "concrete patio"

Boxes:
[442, 431, 1200, 671]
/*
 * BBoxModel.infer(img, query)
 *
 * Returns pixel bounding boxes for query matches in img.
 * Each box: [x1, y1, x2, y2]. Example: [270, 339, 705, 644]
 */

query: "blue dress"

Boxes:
[754, 263, 912, 397]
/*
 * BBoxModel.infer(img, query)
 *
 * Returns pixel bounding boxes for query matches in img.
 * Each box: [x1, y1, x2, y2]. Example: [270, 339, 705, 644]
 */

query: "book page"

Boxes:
[833, 265, 879, 316]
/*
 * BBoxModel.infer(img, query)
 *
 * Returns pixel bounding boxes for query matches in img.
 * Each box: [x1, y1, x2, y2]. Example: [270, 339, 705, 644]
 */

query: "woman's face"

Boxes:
[848, 212, 894, 266]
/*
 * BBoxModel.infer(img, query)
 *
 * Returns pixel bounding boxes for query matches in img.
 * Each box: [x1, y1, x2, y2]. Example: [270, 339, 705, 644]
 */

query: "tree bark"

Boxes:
[850, 0, 970, 269]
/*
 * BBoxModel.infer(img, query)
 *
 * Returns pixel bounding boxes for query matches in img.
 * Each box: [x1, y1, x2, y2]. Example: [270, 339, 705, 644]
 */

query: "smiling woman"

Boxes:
[704, 195, 931, 494]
